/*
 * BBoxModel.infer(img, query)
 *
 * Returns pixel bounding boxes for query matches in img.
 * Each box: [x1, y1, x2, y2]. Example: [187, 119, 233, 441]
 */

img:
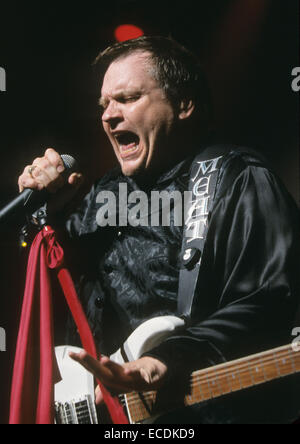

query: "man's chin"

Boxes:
[120, 159, 146, 177]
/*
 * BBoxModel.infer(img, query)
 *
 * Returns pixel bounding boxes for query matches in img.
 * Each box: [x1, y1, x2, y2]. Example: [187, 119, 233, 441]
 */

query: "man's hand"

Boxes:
[18, 148, 83, 193]
[69, 351, 168, 405]
[18, 148, 84, 214]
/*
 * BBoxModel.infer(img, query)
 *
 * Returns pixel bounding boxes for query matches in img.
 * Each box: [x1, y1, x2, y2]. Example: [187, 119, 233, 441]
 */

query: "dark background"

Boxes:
[0, 0, 299, 424]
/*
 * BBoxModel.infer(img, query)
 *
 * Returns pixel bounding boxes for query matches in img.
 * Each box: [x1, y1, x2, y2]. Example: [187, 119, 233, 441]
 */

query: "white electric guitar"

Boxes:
[54, 316, 300, 424]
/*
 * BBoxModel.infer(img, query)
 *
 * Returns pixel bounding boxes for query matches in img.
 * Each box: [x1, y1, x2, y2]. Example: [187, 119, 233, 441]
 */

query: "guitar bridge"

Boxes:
[55, 394, 98, 424]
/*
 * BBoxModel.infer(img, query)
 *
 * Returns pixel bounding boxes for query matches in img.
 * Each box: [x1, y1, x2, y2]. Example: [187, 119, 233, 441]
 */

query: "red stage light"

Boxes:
[114, 24, 144, 42]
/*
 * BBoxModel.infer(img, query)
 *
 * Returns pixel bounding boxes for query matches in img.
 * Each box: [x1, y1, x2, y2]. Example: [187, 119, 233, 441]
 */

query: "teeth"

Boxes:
[121, 144, 139, 154]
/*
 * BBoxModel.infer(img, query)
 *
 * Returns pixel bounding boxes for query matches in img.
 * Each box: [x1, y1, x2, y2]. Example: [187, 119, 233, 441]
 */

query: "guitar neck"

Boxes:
[125, 342, 300, 423]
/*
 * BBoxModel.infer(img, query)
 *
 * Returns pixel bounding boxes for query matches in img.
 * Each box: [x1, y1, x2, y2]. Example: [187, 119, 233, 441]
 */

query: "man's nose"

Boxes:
[102, 101, 123, 128]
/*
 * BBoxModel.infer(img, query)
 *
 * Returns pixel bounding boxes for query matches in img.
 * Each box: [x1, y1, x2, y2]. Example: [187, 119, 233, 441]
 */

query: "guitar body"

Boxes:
[54, 315, 185, 424]
[54, 316, 300, 424]
[54, 345, 98, 424]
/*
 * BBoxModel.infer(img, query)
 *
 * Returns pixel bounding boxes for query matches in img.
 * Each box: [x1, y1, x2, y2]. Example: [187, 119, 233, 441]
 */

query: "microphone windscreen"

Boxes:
[61, 154, 77, 171]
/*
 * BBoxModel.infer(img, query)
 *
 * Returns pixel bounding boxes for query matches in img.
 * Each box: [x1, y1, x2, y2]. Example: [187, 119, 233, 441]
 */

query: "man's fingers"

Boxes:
[69, 351, 113, 380]
[68, 172, 84, 187]
[99, 356, 129, 375]
[32, 151, 66, 191]
[99, 357, 148, 389]
[68, 350, 98, 371]
[18, 172, 39, 192]
[69, 352, 167, 396]
[45, 148, 65, 171]
[17, 148, 80, 194]
[32, 158, 59, 182]
[69, 352, 143, 393]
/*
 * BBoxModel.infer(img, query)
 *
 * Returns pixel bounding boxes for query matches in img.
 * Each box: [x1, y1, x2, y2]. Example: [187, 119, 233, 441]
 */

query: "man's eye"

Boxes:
[122, 96, 140, 103]
[98, 95, 140, 111]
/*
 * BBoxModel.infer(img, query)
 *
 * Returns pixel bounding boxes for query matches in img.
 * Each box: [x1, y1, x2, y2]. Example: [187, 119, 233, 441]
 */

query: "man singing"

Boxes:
[18, 36, 300, 423]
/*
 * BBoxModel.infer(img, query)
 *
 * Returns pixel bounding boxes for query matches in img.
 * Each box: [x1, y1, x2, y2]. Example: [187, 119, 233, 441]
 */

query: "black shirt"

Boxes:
[61, 146, 300, 423]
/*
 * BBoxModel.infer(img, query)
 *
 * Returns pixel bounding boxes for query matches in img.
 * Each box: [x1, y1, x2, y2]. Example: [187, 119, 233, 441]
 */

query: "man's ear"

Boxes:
[178, 99, 195, 120]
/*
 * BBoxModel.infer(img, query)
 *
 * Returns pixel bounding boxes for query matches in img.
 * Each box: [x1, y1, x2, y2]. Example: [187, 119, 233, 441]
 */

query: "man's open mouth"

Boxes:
[115, 132, 141, 158]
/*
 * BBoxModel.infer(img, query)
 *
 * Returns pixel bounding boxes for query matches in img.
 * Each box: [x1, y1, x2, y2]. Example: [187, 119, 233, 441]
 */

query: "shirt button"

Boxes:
[117, 230, 122, 237]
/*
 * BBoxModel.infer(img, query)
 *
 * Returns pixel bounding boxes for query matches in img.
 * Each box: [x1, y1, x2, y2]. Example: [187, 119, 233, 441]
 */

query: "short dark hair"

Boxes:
[93, 36, 214, 130]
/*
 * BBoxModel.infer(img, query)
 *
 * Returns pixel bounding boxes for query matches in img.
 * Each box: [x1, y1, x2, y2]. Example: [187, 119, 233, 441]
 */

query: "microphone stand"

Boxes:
[19, 207, 48, 251]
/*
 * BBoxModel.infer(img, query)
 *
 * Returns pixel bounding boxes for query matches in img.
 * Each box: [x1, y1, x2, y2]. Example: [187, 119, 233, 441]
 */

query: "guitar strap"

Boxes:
[177, 145, 228, 322]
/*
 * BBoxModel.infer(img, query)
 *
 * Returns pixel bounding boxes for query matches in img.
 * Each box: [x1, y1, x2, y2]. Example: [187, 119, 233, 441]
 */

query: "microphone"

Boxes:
[0, 154, 78, 226]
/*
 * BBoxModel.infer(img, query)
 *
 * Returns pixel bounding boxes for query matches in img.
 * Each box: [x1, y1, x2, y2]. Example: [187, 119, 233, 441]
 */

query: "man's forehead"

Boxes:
[101, 51, 156, 95]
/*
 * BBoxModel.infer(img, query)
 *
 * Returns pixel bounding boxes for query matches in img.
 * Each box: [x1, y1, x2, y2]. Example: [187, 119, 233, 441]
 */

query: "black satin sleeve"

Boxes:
[145, 153, 300, 375]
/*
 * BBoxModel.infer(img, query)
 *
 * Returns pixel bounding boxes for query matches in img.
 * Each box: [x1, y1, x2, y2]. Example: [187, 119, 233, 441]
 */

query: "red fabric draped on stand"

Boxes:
[9, 226, 128, 424]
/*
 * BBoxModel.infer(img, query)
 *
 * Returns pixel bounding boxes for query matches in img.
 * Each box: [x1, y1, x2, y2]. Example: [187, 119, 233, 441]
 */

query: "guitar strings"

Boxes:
[126, 347, 299, 403]
[190, 348, 300, 390]
[124, 347, 300, 408]
[123, 351, 300, 415]
[125, 350, 300, 410]
[124, 348, 300, 421]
